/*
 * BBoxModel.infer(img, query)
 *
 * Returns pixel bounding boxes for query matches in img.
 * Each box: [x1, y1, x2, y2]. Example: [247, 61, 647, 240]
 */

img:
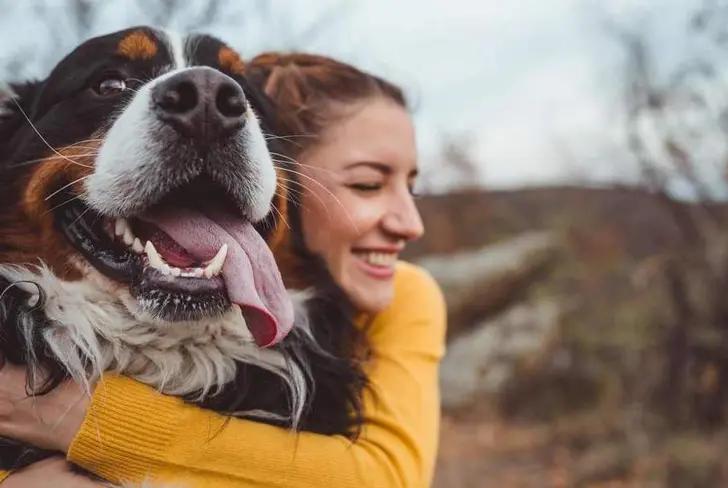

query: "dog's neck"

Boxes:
[0, 263, 298, 401]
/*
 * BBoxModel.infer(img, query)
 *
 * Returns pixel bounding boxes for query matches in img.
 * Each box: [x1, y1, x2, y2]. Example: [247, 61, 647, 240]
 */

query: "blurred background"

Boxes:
[3, 0, 728, 486]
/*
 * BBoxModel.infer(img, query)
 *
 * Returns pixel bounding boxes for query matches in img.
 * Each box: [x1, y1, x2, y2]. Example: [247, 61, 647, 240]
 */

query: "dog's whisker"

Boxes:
[276, 168, 360, 233]
[276, 186, 304, 206]
[66, 138, 105, 146]
[270, 151, 299, 165]
[8, 153, 98, 169]
[43, 193, 86, 215]
[70, 206, 92, 227]
[61, 146, 100, 151]
[44, 175, 90, 202]
[270, 201, 291, 231]
[9, 98, 94, 169]
[263, 132, 319, 149]
[276, 176, 330, 217]
[272, 158, 341, 179]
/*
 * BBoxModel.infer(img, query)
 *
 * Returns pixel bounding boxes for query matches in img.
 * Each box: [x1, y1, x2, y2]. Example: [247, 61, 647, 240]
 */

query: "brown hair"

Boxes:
[247, 52, 406, 157]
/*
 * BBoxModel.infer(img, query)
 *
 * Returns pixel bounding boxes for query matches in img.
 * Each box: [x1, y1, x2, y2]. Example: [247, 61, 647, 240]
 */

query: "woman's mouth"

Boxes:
[352, 250, 398, 279]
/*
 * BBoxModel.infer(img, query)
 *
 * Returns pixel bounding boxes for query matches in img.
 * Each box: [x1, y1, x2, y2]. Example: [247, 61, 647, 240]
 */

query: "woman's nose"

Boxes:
[382, 192, 424, 241]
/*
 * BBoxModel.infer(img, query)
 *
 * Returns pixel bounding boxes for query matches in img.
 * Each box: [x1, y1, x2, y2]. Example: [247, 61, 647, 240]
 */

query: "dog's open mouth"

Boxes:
[53, 177, 292, 347]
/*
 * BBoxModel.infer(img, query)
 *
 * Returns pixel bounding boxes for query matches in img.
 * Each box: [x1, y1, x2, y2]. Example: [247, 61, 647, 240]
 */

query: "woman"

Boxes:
[0, 53, 446, 487]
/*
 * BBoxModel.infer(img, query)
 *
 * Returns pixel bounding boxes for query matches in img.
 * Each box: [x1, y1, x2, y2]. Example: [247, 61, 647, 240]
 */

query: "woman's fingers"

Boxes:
[0, 363, 28, 399]
[0, 364, 90, 452]
[2, 456, 107, 487]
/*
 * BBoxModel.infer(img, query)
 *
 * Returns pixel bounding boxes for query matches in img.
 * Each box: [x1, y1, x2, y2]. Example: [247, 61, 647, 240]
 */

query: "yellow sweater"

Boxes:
[4, 262, 446, 487]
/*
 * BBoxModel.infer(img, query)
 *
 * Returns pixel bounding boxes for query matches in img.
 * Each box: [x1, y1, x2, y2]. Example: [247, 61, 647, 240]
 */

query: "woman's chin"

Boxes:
[345, 275, 395, 314]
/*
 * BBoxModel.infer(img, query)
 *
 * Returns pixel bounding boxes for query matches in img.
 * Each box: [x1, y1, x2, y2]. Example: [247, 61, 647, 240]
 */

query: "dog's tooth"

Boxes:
[170, 267, 181, 277]
[144, 240, 165, 270]
[123, 226, 134, 245]
[114, 218, 127, 237]
[193, 267, 205, 278]
[132, 237, 144, 254]
[205, 244, 228, 278]
[161, 263, 171, 276]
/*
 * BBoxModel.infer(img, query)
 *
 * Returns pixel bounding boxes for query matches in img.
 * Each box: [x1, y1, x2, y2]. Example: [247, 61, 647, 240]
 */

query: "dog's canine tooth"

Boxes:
[145, 240, 165, 270]
[204, 244, 228, 278]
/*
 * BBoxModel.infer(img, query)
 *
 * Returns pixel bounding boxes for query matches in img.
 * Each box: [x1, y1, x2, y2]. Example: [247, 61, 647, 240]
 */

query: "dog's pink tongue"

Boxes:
[140, 207, 293, 347]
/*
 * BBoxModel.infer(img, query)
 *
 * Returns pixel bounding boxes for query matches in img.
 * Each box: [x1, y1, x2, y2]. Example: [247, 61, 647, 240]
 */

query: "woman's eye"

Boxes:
[95, 77, 127, 96]
[348, 183, 382, 192]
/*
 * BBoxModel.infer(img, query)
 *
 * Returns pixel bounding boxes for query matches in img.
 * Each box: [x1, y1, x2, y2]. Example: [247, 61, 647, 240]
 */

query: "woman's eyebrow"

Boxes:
[343, 161, 392, 174]
[344, 161, 419, 177]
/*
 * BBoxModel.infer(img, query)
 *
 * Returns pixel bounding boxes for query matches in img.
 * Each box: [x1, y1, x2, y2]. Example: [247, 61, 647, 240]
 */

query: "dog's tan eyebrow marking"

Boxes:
[218, 46, 245, 76]
[117, 31, 158, 60]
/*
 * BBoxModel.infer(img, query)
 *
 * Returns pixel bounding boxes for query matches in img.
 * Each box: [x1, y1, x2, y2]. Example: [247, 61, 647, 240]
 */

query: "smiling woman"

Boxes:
[0, 52, 445, 488]
[296, 97, 424, 313]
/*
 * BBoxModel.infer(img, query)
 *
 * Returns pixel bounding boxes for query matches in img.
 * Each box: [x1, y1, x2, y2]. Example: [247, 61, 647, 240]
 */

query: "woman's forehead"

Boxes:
[314, 98, 417, 171]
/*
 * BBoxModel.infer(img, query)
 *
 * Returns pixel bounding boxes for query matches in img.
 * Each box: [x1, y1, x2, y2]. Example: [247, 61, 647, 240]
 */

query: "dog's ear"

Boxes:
[0, 82, 17, 121]
[236, 75, 280, 137]
[0, 80, 41, 145]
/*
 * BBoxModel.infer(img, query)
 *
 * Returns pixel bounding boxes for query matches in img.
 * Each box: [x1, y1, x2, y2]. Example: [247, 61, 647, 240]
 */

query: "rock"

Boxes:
[440, 299, 560, 410]
[418, 231, 559, 339]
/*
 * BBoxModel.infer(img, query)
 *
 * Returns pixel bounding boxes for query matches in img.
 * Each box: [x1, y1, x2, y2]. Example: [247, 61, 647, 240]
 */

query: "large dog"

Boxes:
[0, 27, 365, 474]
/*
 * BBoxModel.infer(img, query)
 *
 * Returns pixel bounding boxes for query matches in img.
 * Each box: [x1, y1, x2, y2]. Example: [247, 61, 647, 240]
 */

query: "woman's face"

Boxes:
[298, 96, 424, 314]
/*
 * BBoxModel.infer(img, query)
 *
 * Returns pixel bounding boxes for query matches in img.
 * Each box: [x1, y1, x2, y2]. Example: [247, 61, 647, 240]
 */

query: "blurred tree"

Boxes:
[0, 0, 237, 80]
[418, 132, 483, 193]
[0, 0, 349, 81]
[612, 0, 728, 428]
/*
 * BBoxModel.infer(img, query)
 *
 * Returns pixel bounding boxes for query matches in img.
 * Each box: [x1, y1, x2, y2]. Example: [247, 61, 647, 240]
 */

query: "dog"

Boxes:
[0, 27, 365, 476]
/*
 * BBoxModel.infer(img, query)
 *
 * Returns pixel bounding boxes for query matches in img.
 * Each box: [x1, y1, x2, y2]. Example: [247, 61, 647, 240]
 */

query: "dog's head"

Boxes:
[0, 27, 292, 347]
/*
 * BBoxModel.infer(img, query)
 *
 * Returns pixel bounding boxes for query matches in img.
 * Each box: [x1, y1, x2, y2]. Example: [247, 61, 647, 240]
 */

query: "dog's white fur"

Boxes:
[0, 262, 307, 421]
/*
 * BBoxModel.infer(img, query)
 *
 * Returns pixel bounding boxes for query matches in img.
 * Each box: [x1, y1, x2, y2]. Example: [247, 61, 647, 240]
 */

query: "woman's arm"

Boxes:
[1, 457, 104, 487]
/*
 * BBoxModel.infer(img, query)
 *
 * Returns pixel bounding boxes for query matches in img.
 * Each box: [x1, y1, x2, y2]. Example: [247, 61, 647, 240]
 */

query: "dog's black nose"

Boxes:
[152, 67, 246, 145]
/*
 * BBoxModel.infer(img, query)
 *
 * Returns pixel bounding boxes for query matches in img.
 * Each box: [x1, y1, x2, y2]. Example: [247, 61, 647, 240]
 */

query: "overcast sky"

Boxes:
[0, 0, 707, 192]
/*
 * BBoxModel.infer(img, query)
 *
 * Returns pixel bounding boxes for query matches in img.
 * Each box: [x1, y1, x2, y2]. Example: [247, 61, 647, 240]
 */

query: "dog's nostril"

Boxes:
[216, 84, 246, 118]
[158, 81, 198, 114]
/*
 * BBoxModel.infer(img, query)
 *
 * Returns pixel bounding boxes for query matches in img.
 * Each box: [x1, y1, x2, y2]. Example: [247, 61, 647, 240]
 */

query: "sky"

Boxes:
[0, 0, 710, 192]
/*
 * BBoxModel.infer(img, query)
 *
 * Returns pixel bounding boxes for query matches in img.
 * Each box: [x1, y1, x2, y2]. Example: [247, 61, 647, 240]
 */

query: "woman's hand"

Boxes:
[0, 362, 90, 452]
[2, 456, 106, 487]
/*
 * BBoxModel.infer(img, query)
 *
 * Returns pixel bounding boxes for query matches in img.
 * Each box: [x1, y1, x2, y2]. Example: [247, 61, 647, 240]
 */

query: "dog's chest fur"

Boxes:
[0, 263, 289, 398]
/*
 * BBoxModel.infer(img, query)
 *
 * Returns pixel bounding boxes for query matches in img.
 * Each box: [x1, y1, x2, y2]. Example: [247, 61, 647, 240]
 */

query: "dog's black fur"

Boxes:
[0, 27, 366, 471]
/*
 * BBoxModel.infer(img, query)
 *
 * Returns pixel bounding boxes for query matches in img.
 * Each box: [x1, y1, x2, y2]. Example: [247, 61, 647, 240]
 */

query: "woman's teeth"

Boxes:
[356, 251, 397, 267]
[113, 217, 227, 279]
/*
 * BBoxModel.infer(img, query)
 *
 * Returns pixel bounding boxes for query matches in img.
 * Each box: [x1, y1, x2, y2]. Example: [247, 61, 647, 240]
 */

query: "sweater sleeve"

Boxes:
[67, 262, 446, 488]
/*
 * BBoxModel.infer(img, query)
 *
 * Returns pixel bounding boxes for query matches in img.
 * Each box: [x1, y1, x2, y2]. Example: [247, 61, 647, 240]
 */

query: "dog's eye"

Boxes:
[96, 77, 127, 96]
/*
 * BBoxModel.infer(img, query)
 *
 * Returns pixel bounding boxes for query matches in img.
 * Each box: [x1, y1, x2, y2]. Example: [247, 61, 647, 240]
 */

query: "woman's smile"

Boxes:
[351, 248, 400, 280]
